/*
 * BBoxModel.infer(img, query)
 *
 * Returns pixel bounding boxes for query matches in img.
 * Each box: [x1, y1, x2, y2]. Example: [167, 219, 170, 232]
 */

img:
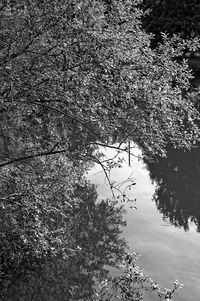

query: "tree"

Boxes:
[0, 157, 127, 300]
[141, 0, 200, 78]
[141, 0, 200, 44]
[0, 0, 200, 165]
[0, 0, 200, 299]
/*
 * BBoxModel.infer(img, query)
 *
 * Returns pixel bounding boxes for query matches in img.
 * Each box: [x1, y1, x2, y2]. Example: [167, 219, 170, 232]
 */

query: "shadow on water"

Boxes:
[144, 147, 200, 232]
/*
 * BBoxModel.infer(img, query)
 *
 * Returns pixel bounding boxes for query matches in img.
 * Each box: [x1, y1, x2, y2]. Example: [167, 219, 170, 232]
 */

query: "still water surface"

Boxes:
[88, 146, 200, 301]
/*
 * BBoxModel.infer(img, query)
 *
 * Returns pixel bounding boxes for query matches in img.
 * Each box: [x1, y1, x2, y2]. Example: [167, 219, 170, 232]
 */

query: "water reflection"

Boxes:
[88, 146, 200, 301]
[145, 147, 200, 232]
[3, 182, 127, 301]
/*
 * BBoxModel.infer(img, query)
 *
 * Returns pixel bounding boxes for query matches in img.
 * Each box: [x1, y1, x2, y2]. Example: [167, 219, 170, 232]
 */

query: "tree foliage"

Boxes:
[94, 253, 183, 301]
[141, 0, 200, 44]
[0, 0, 200, 163]
[140, 0, 200, 80]
[0, 157, 127, 299]
[0, 0, 200, 299]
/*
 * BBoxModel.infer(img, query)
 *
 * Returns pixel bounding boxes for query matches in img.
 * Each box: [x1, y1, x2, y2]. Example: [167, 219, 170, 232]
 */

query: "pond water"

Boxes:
[87, 145, 200, 301]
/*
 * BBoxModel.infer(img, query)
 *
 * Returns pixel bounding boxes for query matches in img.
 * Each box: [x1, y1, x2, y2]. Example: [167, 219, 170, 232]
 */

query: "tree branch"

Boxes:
[84, 142, 142, 159]
[30, 101, 101, 139]
[0, 149, 66, 169]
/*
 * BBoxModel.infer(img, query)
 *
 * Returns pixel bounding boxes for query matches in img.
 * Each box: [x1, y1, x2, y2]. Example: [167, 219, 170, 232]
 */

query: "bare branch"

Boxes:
[84, 142, 142, 159]
[88, 154, 115, 200]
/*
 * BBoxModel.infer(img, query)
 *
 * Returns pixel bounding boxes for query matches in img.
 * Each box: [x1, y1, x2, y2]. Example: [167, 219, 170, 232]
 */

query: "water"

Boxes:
[88, 145, 200, 301]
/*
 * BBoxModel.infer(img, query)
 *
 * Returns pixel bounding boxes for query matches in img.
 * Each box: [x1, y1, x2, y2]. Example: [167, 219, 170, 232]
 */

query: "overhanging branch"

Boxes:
[0, 149, 66, 169]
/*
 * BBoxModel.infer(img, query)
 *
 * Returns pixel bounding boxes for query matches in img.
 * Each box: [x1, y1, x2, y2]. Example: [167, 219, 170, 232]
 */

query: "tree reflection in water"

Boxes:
[5, 183, 127, 301]
[145, 147, 200, 232]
